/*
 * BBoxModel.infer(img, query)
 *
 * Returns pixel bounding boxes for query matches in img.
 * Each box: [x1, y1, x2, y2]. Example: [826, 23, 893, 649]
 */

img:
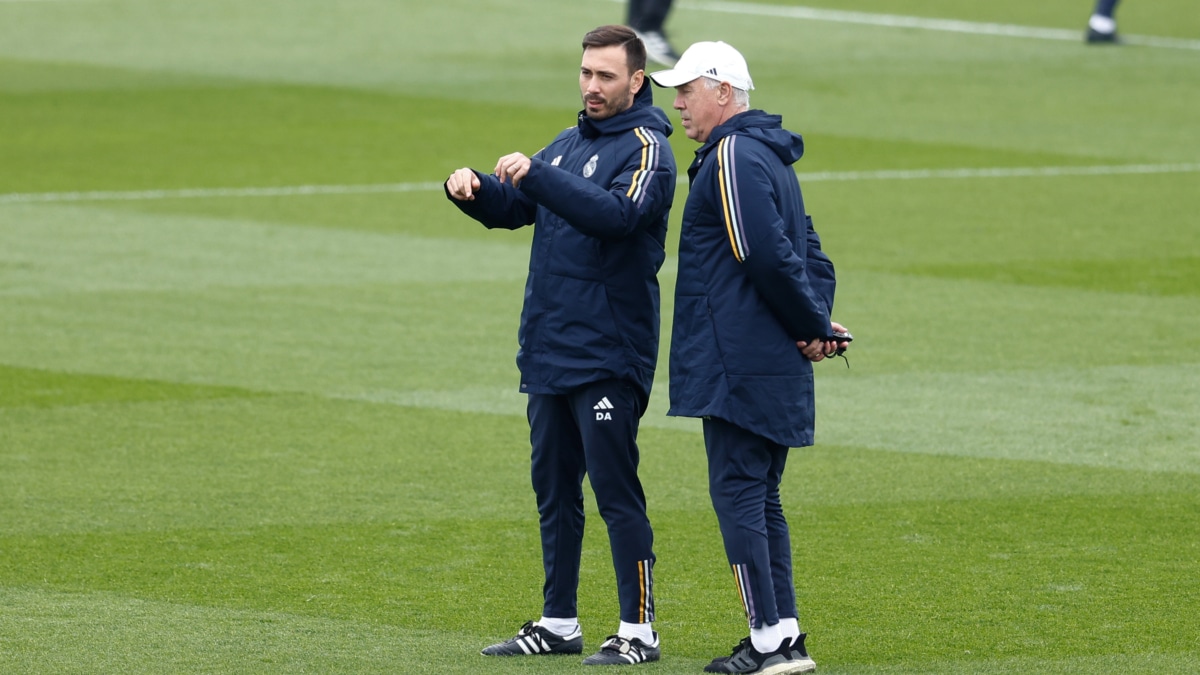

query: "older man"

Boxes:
[650, 42, 849, 674]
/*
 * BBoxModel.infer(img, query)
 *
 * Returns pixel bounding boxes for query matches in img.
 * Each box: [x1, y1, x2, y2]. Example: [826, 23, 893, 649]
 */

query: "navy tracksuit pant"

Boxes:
[1093, 0, 1119, 18]
[528, 378, 656, 624]
[703, 416, 798, 629]
[627, 0, 674, 32]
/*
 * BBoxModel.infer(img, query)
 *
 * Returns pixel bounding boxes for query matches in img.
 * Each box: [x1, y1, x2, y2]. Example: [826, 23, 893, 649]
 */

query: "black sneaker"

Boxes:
[1085, 28, 1120, 44]
[786, 634, 817, 672]
[582, 633, 661, 665]
[704, 636, 810, 674]
[480, 620, 583, 656]
[634, 30, 680, 67]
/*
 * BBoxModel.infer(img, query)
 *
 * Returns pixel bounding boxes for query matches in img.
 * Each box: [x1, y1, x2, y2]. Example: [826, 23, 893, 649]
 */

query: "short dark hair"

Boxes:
[582, 24, 647, 75]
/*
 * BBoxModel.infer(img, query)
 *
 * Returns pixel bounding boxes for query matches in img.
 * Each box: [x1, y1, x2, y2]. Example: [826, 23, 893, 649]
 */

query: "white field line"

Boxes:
[1, 163, 1198, 205]
[0, 182, 445, 205]
[680, 0, 1200, 51]
[794, 162, 1200, 182]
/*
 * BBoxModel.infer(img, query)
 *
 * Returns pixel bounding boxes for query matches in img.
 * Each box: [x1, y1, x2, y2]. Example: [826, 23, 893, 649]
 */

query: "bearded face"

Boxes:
[579, 45, 644, 121]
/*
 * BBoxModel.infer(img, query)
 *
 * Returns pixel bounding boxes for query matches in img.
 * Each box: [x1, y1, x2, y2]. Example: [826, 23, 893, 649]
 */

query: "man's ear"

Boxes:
[631, 69, 645, 94]
[718, 81, 733, 105]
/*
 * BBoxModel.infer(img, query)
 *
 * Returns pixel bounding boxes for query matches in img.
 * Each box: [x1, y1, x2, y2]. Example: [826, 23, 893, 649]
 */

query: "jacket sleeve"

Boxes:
[805, 216, 837, 316]
[516, 128, 675, 241]
[444, 169, 538, 230]
[716, 135, 832, 341]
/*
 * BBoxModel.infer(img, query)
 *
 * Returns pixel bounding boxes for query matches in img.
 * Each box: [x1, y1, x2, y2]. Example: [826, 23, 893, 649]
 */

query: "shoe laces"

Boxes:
[601, 634, 652, 654]
[602, 636, 631, 653]
[726, 636, 754, 656]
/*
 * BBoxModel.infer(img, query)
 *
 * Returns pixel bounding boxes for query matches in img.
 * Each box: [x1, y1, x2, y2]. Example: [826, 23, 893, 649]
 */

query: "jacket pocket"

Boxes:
[670, 294, 726, 377]
[542, 274, 620, 364]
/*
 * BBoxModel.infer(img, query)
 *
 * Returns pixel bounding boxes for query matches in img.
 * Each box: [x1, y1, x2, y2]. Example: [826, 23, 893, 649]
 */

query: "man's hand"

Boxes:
[798, 338, 826, 361]
[828, 321, 851, 356]
[445, 168, 481, 201]
[797, 321, 852, 362]
[494, 152, 533, 188]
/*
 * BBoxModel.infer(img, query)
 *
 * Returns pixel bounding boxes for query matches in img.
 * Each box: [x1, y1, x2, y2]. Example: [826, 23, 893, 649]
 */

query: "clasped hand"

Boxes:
[798, 321, 851, 362]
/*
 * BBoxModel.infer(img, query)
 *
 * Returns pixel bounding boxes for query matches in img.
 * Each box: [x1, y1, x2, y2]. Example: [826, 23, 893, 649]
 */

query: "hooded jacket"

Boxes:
[668, 109, 836, 447]
[448, 83, 677, 403]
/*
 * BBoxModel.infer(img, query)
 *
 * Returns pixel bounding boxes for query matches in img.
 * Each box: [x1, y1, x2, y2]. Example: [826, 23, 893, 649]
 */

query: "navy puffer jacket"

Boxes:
[668, 109, 835, 447]
[448, 83, 677, 404]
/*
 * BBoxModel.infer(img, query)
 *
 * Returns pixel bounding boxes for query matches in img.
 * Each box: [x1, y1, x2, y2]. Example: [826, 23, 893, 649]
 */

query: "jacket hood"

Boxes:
[700, 109, 804, 165]
[577, 80, 674, 139]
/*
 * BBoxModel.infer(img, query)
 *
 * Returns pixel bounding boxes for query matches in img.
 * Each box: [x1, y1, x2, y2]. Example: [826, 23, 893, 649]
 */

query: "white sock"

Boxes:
[750, 622, 784, 653]
[537, 616, 580, 637]
[618, 621, 655, 645]
[1089, 14, 1116, 33]
[778, 617, 801, 642]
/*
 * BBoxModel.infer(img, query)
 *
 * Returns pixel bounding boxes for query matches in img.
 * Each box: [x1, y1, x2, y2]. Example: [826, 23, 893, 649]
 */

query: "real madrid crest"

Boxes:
[582, 154, 599, 178]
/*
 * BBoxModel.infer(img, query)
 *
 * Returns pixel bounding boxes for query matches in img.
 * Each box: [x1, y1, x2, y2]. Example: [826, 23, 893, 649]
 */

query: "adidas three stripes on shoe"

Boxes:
[704, 634, 816, 674]
[480, 620, 583, 656]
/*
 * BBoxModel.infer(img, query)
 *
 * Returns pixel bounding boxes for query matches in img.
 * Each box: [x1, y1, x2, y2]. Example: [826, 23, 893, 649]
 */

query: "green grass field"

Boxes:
[2, 0, 1198, 672]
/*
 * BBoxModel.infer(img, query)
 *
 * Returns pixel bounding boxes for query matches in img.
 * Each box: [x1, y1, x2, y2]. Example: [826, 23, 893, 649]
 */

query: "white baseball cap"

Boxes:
[648, 41, 755, 91]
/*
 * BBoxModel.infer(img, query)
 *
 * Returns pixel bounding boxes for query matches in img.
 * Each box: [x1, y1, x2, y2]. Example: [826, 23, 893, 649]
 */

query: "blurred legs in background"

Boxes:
[1086, 0, 1121, 43]
[627, 0, 680, 65]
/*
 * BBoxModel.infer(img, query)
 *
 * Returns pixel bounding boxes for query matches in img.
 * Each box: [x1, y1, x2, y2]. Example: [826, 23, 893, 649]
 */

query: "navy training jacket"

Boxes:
[447, 83, 677, 403]
[668, 109, 836, 447]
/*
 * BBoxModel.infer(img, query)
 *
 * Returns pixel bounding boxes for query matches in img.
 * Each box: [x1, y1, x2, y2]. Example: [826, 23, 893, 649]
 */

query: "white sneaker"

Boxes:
[635, 30, 680, 67]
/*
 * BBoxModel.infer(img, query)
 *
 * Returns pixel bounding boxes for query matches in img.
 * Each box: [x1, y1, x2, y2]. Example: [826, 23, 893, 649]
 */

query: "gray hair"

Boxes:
[702, 76, 750, 109]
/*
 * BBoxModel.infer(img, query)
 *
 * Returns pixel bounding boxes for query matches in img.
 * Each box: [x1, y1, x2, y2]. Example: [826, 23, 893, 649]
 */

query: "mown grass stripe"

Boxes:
[2, 163, 1197, 205]
[795, 162, 1200, 182]
[0, 182, 445, 205]
[681, 0, 1200, 50]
